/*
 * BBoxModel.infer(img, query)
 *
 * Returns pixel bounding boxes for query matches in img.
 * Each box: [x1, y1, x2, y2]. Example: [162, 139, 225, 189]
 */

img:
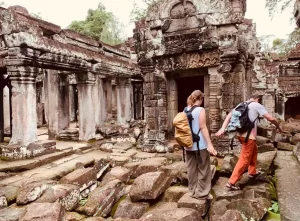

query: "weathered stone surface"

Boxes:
[256, 136, 271, 146]
[79, 179, 125, 217]
[60, 167, 96, 188]
[113, 197, 149, 219]
[99, 143, 114, 153]
[291, 133, 300, 145]
[132, 157, 167, 178]
[0, 207, 26, 221]
[93, 158, 110, 179]
[257, 151, 277, 172]
[129, 171, 173, 202]
[210, 199, 230, 216]
[108, 155, 131, 167]
[294, 143, 300, 162]
[35, 184, 80, 211]
[243, 182, 277, 201]
[220, 154, 238, 174]
[0, 190, 7, 208]
[100, 166, 132, 186]
[65, 212, 86, 221]
[162, 186, 189, 202]
[81, 218, 105, 221]
[281, 122, 300, 134]
[132, 152, 157, 161]
[20, 202, 65, 221]
[113, 141, 134, 151]
[274, 132, 292, 143]
[277, 142, 295, 151]
[177, 193, 206, 215]
[124, 161, 143, 175]
[16, 179, 56, 205]
[211, 209, 243, 221]
[258, 143, 275, 153]
[275, 151, 300, 221]
[213, 177, 243, 201]
[226, 198, 271, 221]
[140, 202, 201, 221]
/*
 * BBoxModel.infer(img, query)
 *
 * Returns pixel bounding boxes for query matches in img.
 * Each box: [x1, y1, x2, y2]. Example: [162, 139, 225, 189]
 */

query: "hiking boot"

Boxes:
[201, 197, 212, 218]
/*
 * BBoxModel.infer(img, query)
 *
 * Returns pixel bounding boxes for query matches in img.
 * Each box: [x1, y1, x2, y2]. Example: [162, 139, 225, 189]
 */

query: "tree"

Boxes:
[265, 0, 294, 17]
[0, 1, 6, 7]
[68, 3, 124, 45]
[258, 35, 276, 53]
[130, 0, 159, 22]
[271, 28, 300, 55]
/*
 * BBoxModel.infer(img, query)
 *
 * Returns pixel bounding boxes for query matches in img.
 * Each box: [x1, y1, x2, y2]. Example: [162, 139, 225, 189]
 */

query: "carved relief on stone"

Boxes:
[158, 51, 220, 72]
[279, 76, 300, 92]
[217, 63, 232, 73]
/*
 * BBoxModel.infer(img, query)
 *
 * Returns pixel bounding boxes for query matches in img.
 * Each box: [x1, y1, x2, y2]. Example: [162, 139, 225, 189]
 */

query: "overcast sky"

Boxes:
[1, 0, 296, 39]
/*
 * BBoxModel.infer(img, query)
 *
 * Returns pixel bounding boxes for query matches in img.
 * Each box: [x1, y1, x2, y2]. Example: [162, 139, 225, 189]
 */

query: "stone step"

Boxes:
[275, 151, 300, 221]
[0, 148, 74, 173]
[0, 154, 95, 186]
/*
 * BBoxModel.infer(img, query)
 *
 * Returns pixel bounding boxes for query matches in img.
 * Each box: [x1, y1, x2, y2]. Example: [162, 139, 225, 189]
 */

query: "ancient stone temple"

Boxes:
[0, 6, 140, 159]
[133, 0, 257, 149]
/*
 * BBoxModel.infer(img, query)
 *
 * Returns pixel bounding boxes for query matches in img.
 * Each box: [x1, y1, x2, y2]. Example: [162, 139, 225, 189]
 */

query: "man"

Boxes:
[215, 93, 283, 190]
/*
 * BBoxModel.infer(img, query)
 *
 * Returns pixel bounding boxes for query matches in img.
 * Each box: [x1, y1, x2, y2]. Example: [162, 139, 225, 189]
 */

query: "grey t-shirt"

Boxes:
[237, 102, 268, 139]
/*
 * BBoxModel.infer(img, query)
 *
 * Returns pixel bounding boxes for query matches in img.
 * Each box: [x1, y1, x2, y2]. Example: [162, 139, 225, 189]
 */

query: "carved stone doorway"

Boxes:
[285, 96, 300, 120]
[176, 75, 205, 111]
[0, 70, 12, 142]
[132, 79, 144, 120]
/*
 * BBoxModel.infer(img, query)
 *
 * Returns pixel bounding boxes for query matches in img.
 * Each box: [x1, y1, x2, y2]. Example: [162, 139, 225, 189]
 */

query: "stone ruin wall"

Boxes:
[133, 0, 258, 149]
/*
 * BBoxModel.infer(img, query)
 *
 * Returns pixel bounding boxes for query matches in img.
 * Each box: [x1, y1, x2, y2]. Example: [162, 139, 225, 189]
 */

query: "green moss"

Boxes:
[128, 179, 135, 185]
[110, 195, 127, 217]
[215, 165, 221, 171]
[263, 211, 281, 221]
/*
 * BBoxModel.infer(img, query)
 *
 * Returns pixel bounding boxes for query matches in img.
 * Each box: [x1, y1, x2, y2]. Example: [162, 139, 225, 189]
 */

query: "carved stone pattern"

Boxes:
[158, 51, 220, 72]
[278, 77, 300, 92]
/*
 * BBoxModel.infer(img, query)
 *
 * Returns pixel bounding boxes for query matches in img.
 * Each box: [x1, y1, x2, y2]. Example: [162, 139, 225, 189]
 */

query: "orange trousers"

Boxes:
[229, 136, 257, 185]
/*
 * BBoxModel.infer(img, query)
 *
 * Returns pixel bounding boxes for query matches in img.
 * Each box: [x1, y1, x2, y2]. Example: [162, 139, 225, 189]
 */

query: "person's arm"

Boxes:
[263, 113, 283, 132]
[199, 108, 217, 155]
[215, 112, 232, 136]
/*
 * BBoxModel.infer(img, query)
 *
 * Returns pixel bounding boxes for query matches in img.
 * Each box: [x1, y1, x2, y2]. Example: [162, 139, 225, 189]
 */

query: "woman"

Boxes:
[184, 90, 217, 217]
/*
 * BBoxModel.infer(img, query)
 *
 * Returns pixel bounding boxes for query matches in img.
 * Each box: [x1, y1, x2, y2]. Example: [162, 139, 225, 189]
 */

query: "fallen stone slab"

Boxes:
[113, 196, 149, 219]
[256, 136, 271, 146]
[78, 179, 125, 217]
[274, 132, 292, 143]
[0, 185, 19, 204]
[16, 179, 57, 205]
[210, 199, 230, 216]
[35, 184, 80, 211]
[277, 142, 295, 151]
[178, 193, 206, 215]
[243, 182, 277, 201]
[281, 122, 300, 134]
[275, 150, 300, 221]
[291, 133, 300, 145]
[211, 209, 243, 221]
[294, 143, 300, 163]
[65, 212, 86, 221]
[132, 157, 168, 178]
[163, 186, 189, 202]
[0, 149, 74, 173]
[99, 143, 114, 153]
[213, 177, 243, 201]
[0, 206, 26, 221]
[124, 161, 143, 175]
[129, 171, 173, 202]
[20, 202, 65, 221]
[81, 218, 105, 221]
[108, 155, 131, 167]
[140, 202, 201, 221]
[258, 143, 275, 153]
[226, 198, 271, 221]
[113, 141, 134, 151]
[257, 151, 277, 172]
[220, 154, 238, 174]
[100, 166, 132, 186]
[132, 152, 157, 161]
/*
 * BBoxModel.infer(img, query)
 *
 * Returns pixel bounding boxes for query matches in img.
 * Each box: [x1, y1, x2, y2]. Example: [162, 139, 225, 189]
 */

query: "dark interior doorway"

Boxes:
[176, 75, 204, 112]
[285, 97, 300, 120]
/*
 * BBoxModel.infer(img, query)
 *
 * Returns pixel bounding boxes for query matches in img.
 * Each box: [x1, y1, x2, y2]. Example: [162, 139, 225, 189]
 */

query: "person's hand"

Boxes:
[215, 128, 225, 136]
[208, 145, 217, 156]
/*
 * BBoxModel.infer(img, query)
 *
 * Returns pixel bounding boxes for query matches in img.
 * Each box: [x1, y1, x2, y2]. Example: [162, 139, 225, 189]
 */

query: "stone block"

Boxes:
[257, 151, 277, 172]
[213, 177, 243, 201]
[291, 133, 300, 145]
[163, 186, 189, 202]
[35, 184, 80, 211]
[178, 193, 206, 214]
[129, 171, 173, 202]
[210, 199, 230, 216]
[16, 179, 57, 205]
[100, 166, 132, 186]
[277, 142, 295, 151]
[20, 202, 65, 221]
[60, 168, 96, 189]
[212, 209, 243, 221]
[65, 212, 86, 221]
[113, 197, 149, 219]
[0, 185, 19, 204]
[258, 143, 275, 153]
[0, 191, 7, 208]
[132, 157, 168, 178]
[0, 207, 26, 221]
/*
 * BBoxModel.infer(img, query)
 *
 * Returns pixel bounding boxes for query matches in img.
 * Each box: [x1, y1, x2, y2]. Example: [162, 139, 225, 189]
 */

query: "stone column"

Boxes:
[69, 84, 76, 122]
[116, 78, 131, 125]
[208, 67, 222, 133]
[111, 78, 117, 120]
[8, 66, 38, 145]
[77, 72, 96, 141]
[43, 70, 49, 124]
[47, 70, 70, 139]
[3, 86, 10, 135]
[94, 76, 107, 127]
[167, 78, 178, 132]
[105, 79, 113, 120]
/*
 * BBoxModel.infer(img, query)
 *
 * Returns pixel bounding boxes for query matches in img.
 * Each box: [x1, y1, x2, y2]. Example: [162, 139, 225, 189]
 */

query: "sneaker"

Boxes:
[248, 171, 262, 179]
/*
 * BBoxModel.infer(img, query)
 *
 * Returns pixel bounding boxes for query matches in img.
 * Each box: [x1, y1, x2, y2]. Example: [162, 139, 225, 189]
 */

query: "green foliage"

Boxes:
[0, 1, 6, 7]
[268, 200, 280, 214]
[68, 3, 124, 45]
[79, 198, 88, 206]
[265, 0, 294, 17]
[271, 28, 300, 56]
[130, 0, 160, 22]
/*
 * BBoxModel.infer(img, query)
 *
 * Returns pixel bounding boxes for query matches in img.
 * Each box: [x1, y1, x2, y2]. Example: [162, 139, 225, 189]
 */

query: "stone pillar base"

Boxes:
[1, 140, 56, 160]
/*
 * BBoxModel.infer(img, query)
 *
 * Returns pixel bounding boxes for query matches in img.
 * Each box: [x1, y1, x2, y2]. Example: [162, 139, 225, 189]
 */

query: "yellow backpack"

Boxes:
[173, 106, 200, 149]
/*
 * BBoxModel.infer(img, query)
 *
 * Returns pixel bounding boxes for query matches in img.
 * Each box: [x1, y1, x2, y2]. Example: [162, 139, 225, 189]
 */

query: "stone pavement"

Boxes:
[275, 151, 300, 221]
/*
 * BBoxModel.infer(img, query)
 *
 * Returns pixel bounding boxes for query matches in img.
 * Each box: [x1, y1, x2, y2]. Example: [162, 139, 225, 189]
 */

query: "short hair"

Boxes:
[249, 93, 262, 100]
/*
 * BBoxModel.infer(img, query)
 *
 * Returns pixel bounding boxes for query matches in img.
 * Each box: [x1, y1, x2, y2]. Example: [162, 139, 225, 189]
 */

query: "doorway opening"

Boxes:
[176, 75, 205, 112]
[285, 97, 300, 120]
